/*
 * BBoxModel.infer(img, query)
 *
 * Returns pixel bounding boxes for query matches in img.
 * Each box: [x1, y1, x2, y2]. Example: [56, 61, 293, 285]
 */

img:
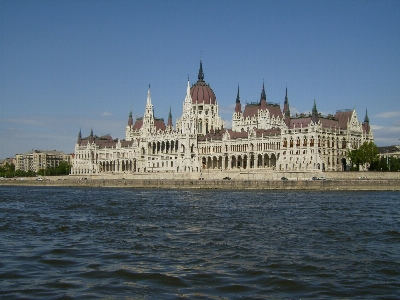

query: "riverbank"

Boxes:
[1, 171, 399, 190]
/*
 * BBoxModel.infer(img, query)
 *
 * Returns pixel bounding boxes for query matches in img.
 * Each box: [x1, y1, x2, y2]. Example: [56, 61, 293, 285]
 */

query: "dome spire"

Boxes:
[260, 80, 266, 101]
[198, 60, 204, 82]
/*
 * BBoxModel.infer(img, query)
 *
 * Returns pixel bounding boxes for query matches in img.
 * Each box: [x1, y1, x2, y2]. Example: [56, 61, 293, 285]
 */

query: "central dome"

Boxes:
[190, 61, 216, 105]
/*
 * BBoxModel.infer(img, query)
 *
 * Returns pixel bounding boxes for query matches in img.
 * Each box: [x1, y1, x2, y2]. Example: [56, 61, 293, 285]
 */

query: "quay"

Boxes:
[1, 171, 399, 191]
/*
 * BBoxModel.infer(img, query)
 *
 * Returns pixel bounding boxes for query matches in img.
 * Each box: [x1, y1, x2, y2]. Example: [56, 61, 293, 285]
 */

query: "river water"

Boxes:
[0, 187, 399, 299]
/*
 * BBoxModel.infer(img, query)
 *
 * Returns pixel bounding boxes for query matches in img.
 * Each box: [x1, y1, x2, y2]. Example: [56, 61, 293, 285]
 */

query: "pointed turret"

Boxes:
[283, 87, 291, 126]
[128, 109, 133, 126]
[167, 107, 173, 127]
[364, 109, 369, 123]
[235, 85, 242, 113]
[363, 109, 370, 133]
[77, 128, 82, 144]
[146, 84, 151, 105]
[260, 81, 267, 109]
[311, 99, 319, 124]
[89, 128, 94, 143]
[142, 84, 155, 132]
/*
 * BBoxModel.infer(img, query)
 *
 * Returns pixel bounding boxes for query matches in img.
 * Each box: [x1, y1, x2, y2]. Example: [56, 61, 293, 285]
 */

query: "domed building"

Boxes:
[71, 60, 373, 176]
[176, 60, 224, 135]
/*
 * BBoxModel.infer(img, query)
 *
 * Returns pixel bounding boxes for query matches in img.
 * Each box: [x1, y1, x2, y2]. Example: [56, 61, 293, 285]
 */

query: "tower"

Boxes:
[260, 81, 267, 109]
[127, 109, 133, 127]
[311, 99, 319, 124]
[142, 84, 155, 133]
[77, 128, 82, 144]
[235, 85, 241, 113]
[363, 109, 370, 133]
[283, 87, 290, 127]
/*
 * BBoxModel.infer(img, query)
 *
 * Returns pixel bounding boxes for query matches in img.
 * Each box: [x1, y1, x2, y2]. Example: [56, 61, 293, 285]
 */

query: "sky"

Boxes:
[1, 0, 399, 159]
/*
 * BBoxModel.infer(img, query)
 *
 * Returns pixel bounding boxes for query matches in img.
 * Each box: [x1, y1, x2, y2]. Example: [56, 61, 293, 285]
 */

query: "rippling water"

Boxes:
[0, 187, 399, 299]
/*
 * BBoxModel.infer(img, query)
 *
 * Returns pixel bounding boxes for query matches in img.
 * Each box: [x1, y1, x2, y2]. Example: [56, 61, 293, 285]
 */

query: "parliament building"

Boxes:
[71, 61, 373, 176]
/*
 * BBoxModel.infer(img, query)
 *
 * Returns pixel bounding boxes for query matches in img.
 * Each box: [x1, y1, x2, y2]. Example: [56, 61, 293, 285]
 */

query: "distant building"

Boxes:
[72, 61, 373, 175]
[0, 157, 15, 167]
[15, 150, 72, 172]
[378, 145, 400, 159]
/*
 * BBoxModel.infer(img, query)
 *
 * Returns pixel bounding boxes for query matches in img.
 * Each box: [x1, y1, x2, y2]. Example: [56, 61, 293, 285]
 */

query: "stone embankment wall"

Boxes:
[1, 176, 400, 190]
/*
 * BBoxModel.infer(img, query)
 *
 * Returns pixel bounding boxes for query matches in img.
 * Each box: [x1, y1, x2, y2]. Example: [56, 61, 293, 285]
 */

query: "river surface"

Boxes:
[0, 187, 399, 299]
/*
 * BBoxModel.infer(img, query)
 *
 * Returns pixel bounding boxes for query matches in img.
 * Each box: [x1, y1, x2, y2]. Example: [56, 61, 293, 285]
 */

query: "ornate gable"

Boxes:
[348, 110, 362, 133]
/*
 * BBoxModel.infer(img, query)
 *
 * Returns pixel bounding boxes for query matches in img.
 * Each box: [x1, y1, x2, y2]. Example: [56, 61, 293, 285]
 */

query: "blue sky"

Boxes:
[1, 0, 399, 158]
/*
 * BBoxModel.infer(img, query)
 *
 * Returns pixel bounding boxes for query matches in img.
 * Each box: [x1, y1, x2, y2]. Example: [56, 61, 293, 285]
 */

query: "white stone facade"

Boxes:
[71, 61, 373, 176]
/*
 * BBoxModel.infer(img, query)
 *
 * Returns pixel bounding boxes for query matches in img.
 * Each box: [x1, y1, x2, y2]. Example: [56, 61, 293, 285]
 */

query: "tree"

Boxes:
[37, 161, 71, 176]
[347, 148, 361, 170]
[347, 141, 379, 171]
[0, 163, 16, 178]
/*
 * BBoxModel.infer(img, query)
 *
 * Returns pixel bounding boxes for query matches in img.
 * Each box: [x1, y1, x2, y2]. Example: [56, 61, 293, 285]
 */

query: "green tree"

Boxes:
[56, 161, 71, 175]
[0, 163, 16, 178]
[347, 141, 379, 171]
[347, 148, 361, 170]
[37, 161, 71, 176]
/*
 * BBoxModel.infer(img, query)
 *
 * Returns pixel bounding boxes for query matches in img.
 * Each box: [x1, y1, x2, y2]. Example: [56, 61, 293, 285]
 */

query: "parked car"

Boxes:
[281, 177, 288, 180]
[312, 177, 318, 180]
[223, 177, 231, 180]
[198, 177, 204, 180]
[36, 177, 43, 181]
[319, 176, 327, 180]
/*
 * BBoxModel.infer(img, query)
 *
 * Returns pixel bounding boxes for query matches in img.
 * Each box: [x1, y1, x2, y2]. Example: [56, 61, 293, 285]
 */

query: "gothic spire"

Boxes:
[128, 109, 133, 126]
[77, 128, 82, 143]
[168, 107, 173, 127]
[283, 87, 290, 112]
[364, 109, 369, 123]
[260, 80, 267, 109]
[198, 60, 204, 82]
[260, 80, 266, 102]
[283, 88, 291, 126]
[311, 99, 319, 123]
[284, 87, 288, 104]
[235, 84, 242, 113]
[363, 109, 370, 134]
[146, 84, 151, 105]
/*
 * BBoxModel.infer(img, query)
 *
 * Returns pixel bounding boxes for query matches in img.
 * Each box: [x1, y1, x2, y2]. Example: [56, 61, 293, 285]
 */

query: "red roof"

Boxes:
[334, 111, 353, 130]
[191, 82, 216, 105]
[154, 119, 166, 131]
[289, 117, 312, 129]
[133, 119, 143, 130]
[243, 103, 283, 118]
[79, 135, 133, 149]
[132, 118, 166, 131]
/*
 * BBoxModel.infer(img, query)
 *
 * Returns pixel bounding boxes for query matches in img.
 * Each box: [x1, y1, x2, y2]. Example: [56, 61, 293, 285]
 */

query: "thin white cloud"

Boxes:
[372, 125, 400, 133]
[1, 117, 47, 127]
[102, 111, 113, 116]
[219, 104, 235, 115]
[375, 111, 400, 119]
